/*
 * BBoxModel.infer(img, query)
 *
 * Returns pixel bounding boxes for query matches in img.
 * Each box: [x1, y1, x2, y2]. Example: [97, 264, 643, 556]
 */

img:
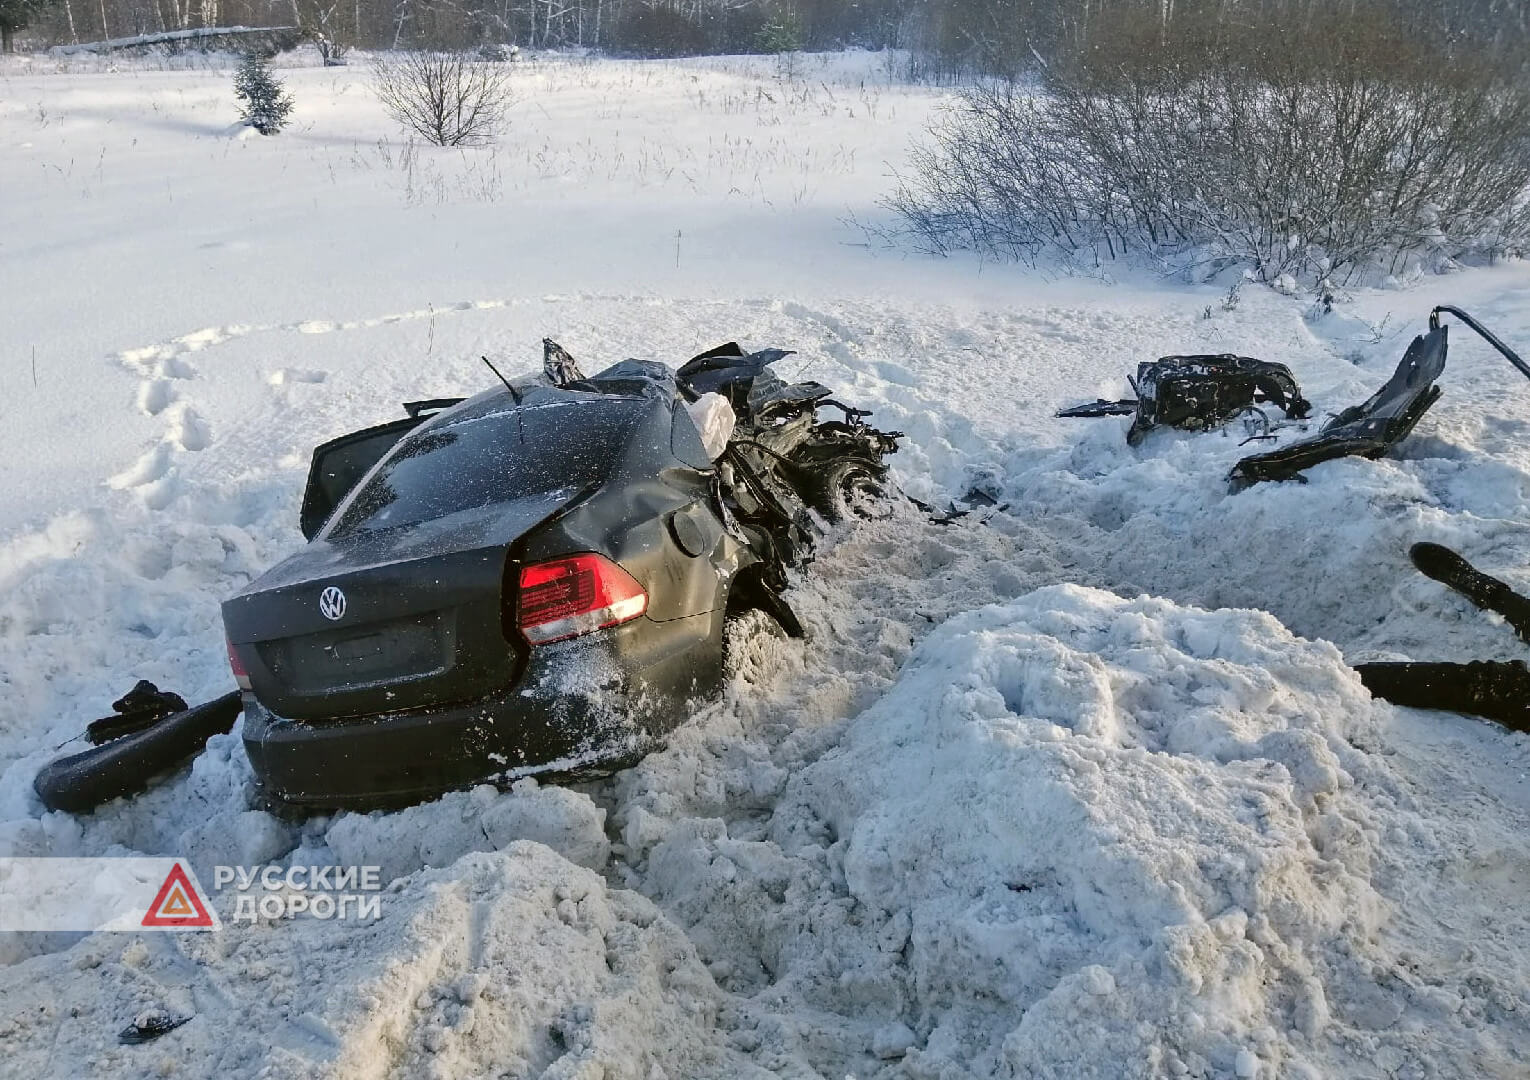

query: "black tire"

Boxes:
[722, 567, 804, 676]
[33, 693, 242, 814]
[726, 570, 803, 638]
[799, 456, 892, 522]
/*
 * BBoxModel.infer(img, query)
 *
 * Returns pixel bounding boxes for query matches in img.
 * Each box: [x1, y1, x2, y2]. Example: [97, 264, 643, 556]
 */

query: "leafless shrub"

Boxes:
[309, 32, 349, 66]
[372, 51, 514, 147]
[889, 7, 1530, 286]
[294, 0, 351, 65]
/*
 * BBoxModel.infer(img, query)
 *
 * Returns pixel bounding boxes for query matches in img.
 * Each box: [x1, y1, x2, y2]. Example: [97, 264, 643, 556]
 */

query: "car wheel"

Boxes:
[810, 457, 892, 522]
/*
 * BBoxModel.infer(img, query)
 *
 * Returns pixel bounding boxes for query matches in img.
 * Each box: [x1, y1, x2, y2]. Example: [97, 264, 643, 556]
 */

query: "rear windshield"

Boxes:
[324, 399, 649, 539]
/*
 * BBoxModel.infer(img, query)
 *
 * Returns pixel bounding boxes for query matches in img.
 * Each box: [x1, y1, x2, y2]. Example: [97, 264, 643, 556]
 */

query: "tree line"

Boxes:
[900, 0, 1529, 81]
[5, 0, 1527, 69]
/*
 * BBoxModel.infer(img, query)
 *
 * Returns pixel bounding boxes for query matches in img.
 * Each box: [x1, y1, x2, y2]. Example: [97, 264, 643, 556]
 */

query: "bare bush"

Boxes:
[889, 8, 1530, 285]
[294, 0, 351, 65]
[309, 31, 350, 65]
[372, 51, 514, 147]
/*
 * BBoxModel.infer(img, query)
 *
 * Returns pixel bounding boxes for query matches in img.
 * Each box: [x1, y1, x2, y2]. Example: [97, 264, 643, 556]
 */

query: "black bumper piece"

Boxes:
[242, 614, 721, 810]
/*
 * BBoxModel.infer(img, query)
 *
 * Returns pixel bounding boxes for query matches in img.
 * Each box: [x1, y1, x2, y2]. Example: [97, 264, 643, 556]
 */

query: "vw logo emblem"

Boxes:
[318, 586, 347, 621]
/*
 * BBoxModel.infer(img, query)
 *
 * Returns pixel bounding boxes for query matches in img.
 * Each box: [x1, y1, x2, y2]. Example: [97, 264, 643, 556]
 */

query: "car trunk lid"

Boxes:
[223, 489, 582, 720]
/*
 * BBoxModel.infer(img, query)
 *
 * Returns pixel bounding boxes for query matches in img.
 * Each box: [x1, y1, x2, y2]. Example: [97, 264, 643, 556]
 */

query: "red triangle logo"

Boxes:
[142, 863, 214, 928]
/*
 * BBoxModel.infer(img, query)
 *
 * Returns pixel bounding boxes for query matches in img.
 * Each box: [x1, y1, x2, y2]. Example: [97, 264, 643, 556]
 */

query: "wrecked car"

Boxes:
[33, 341, 900, 815]
[216, 341, 900, 811]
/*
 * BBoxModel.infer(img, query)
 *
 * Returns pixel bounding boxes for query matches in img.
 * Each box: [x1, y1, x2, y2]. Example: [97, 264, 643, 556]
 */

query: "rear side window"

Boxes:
[324, 400, 648, 539]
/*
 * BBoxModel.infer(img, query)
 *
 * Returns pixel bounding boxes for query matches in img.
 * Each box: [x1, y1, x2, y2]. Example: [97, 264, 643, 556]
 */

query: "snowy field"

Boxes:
[1, 48, 1529, 1079]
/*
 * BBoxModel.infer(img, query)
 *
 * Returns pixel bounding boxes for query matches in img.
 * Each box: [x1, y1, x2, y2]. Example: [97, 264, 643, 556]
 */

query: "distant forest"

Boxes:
[19, 0, 1530, 73]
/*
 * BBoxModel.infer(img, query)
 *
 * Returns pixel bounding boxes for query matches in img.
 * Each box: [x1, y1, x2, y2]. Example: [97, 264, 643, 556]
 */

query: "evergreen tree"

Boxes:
[233, 52, 294, 136]
[755, 10, 804, 55]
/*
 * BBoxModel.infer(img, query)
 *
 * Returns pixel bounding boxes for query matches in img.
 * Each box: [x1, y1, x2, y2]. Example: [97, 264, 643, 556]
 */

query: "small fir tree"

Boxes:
[233, 52, 294, 135]
[755, 11, 804, 56]
[755, 10, 805, 80]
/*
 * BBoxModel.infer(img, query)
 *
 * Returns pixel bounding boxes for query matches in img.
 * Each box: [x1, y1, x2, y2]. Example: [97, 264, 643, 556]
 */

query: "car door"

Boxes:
[298, 399, 463, 540]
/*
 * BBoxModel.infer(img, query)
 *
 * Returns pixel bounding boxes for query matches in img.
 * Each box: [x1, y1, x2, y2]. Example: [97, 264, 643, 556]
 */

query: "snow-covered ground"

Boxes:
[1, 49, 1528, 1079]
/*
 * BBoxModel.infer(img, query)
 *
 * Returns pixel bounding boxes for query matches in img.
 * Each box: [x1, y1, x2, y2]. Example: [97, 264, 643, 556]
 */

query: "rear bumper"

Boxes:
[241, 613, 722, 810]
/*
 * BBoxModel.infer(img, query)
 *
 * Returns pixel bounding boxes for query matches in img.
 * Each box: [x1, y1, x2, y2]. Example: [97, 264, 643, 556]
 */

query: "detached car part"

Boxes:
[1354, 541, 1530, 735]
[85, 680, 188, 744]
[1058, 354, 1310, 445]
[1230, 307, 1530, 490]
[223, 341, 900, 811]
[1409, 541, 1530, 644]
[118, 1012, 194, 1045]
[1356, 660, 1530, 734]
[34, 693, 242, 814]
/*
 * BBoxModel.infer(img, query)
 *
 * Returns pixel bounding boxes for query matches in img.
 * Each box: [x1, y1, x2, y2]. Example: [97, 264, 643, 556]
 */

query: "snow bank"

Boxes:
[322, 780, 611, 883]
[0, 842, 752, 1078]
[619, 584, 1412, 1077]
[1, 756, 613, 903]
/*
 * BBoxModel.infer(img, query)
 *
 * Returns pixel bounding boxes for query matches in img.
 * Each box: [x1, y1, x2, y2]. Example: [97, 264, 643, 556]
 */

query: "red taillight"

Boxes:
[516, 554, 648, 644]
[227, 638, 252, 691]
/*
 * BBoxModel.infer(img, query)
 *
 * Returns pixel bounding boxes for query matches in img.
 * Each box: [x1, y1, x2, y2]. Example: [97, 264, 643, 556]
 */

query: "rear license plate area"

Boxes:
[262, 614, 449, 692]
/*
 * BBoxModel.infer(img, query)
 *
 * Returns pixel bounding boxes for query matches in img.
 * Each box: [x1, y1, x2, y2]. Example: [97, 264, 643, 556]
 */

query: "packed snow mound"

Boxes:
[2, 765, 612, 888]
[0, 843, 754, 1079]
[799, 585, 1385, 1078]
[322, 780, 612, 883]
[622, 585, 1403, 1078]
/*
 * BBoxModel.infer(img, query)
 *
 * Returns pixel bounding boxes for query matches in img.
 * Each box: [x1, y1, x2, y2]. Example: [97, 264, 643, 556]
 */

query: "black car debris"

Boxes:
[1229, 306, 1530, 489]
[1060, 306, 1530, 491]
